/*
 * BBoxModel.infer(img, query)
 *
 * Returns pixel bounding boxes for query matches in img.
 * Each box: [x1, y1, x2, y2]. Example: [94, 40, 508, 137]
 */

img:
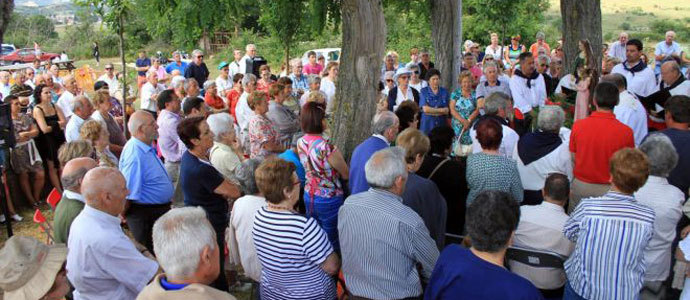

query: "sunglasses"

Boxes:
[539, 64, 548, 67]
[196, 55, 204, 58]
[399, 76, 409, 80]
[105, 67, 113, 70]
[386, 79, 394, 82]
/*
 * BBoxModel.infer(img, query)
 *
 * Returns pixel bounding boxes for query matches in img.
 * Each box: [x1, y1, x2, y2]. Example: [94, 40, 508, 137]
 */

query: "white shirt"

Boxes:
[485, 45, 503, 61]
[229, 60, 241, 79]
[67, 205, 158, 300]
[669, 80, 690, 97]
[393, 86, 415, 111]
[57, 90, 75, 118]
[215, 75, 232, 99]
[509, 73, 546, 114]
[635, 176, 683, 281]
[554, 74, 577, 95]
[63, 190, 85, 203]
[513, 139, 573, 191]
[235, 92, 254, 133]
[409, 80, 428, 92]
[614, 91, 648, 146]
[320, 77, 336, 113]
[227, 195, 267, 282]
[608, 41, 627, 62]
[239, 55, 253, 74]
[611, 62, 658, 97]
[65, 114, 88, 142]
[510, 202, 575, 290]
[140, 82, 165, 112]
[470, 123, 519, 160]
[97, 73, 120, 97]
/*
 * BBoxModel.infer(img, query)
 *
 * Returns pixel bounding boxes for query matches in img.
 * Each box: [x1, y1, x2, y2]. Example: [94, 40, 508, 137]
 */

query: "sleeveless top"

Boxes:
[508, 45, 523, 62]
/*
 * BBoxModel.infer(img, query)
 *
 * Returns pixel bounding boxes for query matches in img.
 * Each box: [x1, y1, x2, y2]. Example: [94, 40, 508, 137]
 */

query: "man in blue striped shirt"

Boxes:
[563, 148, 655, 300]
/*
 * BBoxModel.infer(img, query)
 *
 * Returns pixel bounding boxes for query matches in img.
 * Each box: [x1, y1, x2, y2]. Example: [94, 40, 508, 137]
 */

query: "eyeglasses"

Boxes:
[196, 55, 204, 58]
[105, 67, 113, 70]
[539, 64, 548, 67]
[413, 71, 420, 75]
[399, 76, 409, 80]
[386, 79, 394, 82]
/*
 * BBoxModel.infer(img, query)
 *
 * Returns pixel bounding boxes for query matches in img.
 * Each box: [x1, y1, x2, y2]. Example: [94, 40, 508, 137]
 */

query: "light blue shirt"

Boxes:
[119, 137, 174, 204]
[655, 41, 682, 65]
[165, 61, 188, 74]
[289, 74, 308, 98]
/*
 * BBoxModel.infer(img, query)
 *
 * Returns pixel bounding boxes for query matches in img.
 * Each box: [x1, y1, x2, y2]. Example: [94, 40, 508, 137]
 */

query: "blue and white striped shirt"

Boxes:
[338, 188, 440, 299]
[563, 191, 655, 300]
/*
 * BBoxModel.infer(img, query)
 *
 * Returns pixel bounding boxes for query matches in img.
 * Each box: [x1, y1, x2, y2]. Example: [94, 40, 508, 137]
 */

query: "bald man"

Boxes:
[64, 95, 94, 142]
[67, 167, 159, 300]
[53, 157, 97, 244]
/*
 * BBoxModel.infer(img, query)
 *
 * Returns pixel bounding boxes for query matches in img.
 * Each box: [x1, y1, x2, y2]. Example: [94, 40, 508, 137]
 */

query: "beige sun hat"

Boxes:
[0, 236, 67, 300]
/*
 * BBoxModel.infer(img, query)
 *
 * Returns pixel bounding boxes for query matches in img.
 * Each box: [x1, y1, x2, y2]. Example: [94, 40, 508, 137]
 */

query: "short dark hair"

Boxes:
[232, 73, 244, 84]
[518, 52, 533, 64]
[626, 39, 643, 51]
[277, 76, 292, 86]
[269, 83, 284, 97]
[476, 118, 503, 151]
[466, 190, 520, 252]
[307, 51, 316, 58]
[300, 101, 326, 134]
[176, 116, 205, 149]
[425, 68, 441, 81]
[395, 101, 419, 132]
[543, 173, 569, 202]
[157, 89, 177, 111]
[428, 126, 454, 155]
[665, 95, 690, 123]
[182, 97, 204, 115]
[93, 80, 109, 91]
[593, 82, 619, 109]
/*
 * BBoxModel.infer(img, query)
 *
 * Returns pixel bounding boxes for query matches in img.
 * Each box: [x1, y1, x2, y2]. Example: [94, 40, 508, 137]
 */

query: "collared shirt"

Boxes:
[157, 109, 185, 162]
[266, 101, 300, 147]
[56, 90, 75, 118]
[608, 41, 627, 62]
[509, 73, 547, 114]
[289, 74, 309, 98]
[239, 55, 253, 74]
[63, 190, 85, 202]
[64, 114, 88, 142]
[227, 195, 266, 282]
[67, 205, 159, 300]
[470, 123, 520, 160]
[209, 142, 242, 181]
[614, 91, 648, 146]
[228, 60, 241, 79]
[119, 137, 174, 204]
[136, 57, 151, 76]
[338, 188, 439, 299]
[235, 92, 254, 133]
[140, 82, 165, 112]
[564, 191, 655, 300]
[511, 202, 575, 290]
[184, 63, 209, 85]
[634, 176, 684, 281]
[97, 74, 120, 97]
[165, 61, 188, 74]
[476, 80, 512, 99]
[655, 41, 682, 65]
[215, 75, 232, 98]
[612, 62, 658, 97]
[349, 136, 389, 194]
[513, 139, 573, 191]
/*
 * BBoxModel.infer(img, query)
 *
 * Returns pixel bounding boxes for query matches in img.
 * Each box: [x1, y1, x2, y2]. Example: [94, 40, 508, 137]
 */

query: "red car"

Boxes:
[0, 48, 60, 65]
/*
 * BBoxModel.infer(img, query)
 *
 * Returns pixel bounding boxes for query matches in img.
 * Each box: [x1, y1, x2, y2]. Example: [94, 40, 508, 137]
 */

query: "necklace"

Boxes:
[267, 203, 296, 213]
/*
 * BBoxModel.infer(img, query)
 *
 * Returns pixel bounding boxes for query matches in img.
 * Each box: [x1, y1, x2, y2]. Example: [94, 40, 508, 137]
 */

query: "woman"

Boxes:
[236, 74, 257, 146]
[215, 61, 232, 98]
[247, 91, 283, 159]
[8, 95, 44, 211]
[32, 84, 66, 194]
[177, 116, 241, 291]
[208, 112, 245, 181]
[419, 68, 450, 135]
[57, 140, 94, 167]
[381, 54, 398, 80]
[92, 42, 99, 66]
[320, 62, 338, 109]
[226, 73, 244, 121]
[299, 75, 323, 108]
[387, 67, 420, 111]
[297, 102, 349, 251]
[408, 64, 428, 92]
[484, 33, 503, 62]
[466, 118, 523, 206]
[395, 100, 419, 132]
[149, 58, 168, 83]
[203, 81, 227, 112]
[450, 71, 479, 152]
[79, 120, 118, 168]
[90, 89, 126, 156]
[252, 158, 340, 299]
[256, 65, 274, 93]
[504, 35, 526, 74]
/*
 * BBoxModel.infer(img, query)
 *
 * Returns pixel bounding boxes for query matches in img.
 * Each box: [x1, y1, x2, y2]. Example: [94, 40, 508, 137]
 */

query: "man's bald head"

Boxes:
[661, 60, 682, 86]
[128, 110, 158, 144]
[61, 157, 97, 193]
[82, 167, 129, 216]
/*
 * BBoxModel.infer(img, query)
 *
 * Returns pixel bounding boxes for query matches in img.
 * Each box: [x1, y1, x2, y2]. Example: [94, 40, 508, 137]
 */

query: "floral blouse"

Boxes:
[450, 89, 476, 145]
[247, 114, 279, 159]
[297, 134, 343, 198]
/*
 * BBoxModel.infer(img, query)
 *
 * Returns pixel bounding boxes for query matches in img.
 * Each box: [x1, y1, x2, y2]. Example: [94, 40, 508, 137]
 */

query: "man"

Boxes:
[470, 92, 520, 159]
[265, 83, 300, 147]
[137, 207, 237, 299]
[288, 58, 308, 99]
[182, 97, 209, 117]
[476, 62, 511, 101]
[655, 31, 681, 75]
[510, 173, 575, 294]
[348, 111, 399, 194]
[157, 90, 186, 206]
[136, 51, 152, 88]
[64, 95, 94, 142]
[611, 39, 658, 98]
[239, 44, 257, 75]
[53, 157, 97, 244]
[569, 82, 635, 212]
[67, 167, 159, 299]
[303, 51, 323, 75]
[417, 49, 435, 81]
[24, 68, 36, 89]
[510, 52, 547, 135]
[184, 49, 210, 89]
[182, 78, 203, 107]
[536, 54, 555, 95]
[657, 95, 690, 197]
[170, 75, 187, 100]
[140, 70, 165, 118]
[338, 147, 439, 299]
[608, 32, 629, 62]
[215, 62, 232, 98]
[640, 61, 690, 119]
[97, 63, 120, 97]
[425, 190, 542, 299]
[49, 64, 63, 86]
[529, 32, 551, 58]
[601, 74, 648, 146]
[119, 111, 174, 252]
[56, 75, 79, 119]
[563, 148, 654, 300]
[228, 49, 243, 79]
[165, 51, 188, 75]
[0, 71, 11, 100]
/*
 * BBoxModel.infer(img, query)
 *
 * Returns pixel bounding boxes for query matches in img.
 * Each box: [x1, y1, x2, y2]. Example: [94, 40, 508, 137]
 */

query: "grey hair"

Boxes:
[241, 73, 257, 87]
[192, 49, 203, 57]
[171, 76, 186, 90]
[207, 112, 234, 142]
[484, 92, 510, 115]
[152, 207, 217, 281]
[61, 167, 89, 190]
[307, 74, 321, 85]
[184, 78, 198, 90]
[536, 31, 545, 40]
[146, 69, 157, 78]
[639, 134, 678, 177]
[662, 60, 681, 74]
[245, 44, 256, 51]
[70, 95, 88, 111]
[234, 158, 262, 195]
[12, 70, 25, 80]
[602, 73, 627, 90]
[290, 58, 302, 68]
[537, 54, 551, 65]
[203, 80, 216, 90]
[482, 61, 499, 73]
[371, 111, 398, 135]
[537, 105, 565, 132]
[365, 147, 408, 189]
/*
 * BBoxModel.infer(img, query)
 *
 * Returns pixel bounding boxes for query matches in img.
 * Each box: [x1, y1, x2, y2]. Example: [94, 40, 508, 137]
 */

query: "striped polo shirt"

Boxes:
[252, 207, 335, 300]
[563, 191, 655, 300]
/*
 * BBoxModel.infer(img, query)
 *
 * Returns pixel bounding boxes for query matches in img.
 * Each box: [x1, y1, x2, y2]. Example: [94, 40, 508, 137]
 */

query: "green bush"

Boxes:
[620, 22, 631, 31]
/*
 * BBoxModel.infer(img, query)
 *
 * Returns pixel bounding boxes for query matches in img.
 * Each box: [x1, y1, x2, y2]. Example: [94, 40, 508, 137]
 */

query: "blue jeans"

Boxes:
[304, 193, 344, 252]
[563, 281, 586, 300]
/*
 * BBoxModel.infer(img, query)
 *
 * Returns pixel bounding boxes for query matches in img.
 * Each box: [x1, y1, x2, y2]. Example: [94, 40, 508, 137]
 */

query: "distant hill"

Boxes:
[15, 0, 76, 16]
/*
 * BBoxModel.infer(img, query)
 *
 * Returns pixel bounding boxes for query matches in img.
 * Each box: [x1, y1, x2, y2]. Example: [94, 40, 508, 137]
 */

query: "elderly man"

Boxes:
[656, 95, 690, 197]
[0, 70, 11, 100]
[53, 157, 97, 244]
[140, 70, 165, 119]
[655, 31, 682, 75]
[136, 51, 152, 88]
[137, 207, 237, 299]
[417, 49, 435, 82]
[49, 64, 63, 86]
[207, 113, 244, 180]
[182, 78, 203, 105]
[608, 32, 629, 62]
[119, 111, 174, 252]
[165, 51, 188, 75]
[339, 147, 439, 299]
[510, 52, 547, 135]
[182, 97, 209, 117]
[56, 75, 79, 119]
[97, 63, 120, 97]
[67, 167, 159, 299]
[470, 92, 520, 159]
[184, 50, 209, 87]
[266, 83, 300, 147]
[288, 58, 308, 99]
[530, 32, 551, 58]
[157, 89, 185, 206]
[600, 74, 648, 146]
[611, 39, 658, 98]
[239, 44, 257, 75]
[170, 75, 186, 99]
[536, 54, 556, 95]
[64, 95, 94, 142]
[638, 60, 690, 131]
[228, 49, 243, 78]
[349, 111, 399, 194]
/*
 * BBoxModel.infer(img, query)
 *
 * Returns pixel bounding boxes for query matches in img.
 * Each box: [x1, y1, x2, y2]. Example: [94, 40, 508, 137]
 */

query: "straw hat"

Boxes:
[0, 236, 67, 300]
[393, 67, 413, 82]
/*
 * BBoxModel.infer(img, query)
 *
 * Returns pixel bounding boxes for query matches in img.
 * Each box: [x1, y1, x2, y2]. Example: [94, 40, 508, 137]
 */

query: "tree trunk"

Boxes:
[561, 0, 602, 75]
[430, 0, 462, 91]
[119, 13, 129, 138]
[0, 0, 14, 46]
[331, 0, 386, 161]
[285, 46, 290, 75]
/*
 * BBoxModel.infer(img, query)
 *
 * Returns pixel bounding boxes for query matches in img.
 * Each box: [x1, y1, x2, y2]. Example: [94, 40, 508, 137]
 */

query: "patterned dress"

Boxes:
[450, 89, 476, 146]
[247, 114, 279, 159]
[10, 113, 43, 174]
[466, 152, 524, 206]
[419, 86, 450, 134]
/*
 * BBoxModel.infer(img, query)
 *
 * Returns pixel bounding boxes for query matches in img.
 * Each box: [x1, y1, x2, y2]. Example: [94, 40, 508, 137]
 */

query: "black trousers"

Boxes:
[125, 202, 171, 252]
[211, 223, 229, 291]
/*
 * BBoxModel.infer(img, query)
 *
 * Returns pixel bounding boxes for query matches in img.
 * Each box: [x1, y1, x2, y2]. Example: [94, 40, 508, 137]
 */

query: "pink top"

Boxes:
[303, 63, 323, 75]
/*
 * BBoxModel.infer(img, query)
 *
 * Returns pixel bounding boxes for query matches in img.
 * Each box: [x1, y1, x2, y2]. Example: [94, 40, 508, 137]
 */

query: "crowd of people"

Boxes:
[0, 29, 690, 300]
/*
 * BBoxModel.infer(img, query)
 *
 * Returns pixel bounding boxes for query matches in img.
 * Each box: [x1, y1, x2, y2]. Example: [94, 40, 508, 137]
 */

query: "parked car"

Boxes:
[0, 48, 60, 65]
[301, 48, 341, 67]
[1, 44, 16, 56]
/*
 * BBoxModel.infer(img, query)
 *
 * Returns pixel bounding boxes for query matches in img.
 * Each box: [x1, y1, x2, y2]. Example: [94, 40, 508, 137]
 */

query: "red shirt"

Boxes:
[204, 91, 225, 110]
[570, 111, 634, 184]
[226, 89, 242, 121]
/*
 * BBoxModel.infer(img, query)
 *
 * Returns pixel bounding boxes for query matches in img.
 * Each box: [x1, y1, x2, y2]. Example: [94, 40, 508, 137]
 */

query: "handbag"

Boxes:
[453, 127, 472, 157]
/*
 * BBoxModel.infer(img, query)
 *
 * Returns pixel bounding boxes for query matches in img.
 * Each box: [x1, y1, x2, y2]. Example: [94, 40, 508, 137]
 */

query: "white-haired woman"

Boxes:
[235, 73, 258, 147]
[203, 80, 227, 113]
[208, 112, 245, 181]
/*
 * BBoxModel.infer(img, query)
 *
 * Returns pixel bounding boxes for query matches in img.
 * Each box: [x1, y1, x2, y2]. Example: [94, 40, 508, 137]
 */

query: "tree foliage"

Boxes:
[463, 0, 550, 46]
[258, 0, 306, 67]
[4, 13, 57, 47]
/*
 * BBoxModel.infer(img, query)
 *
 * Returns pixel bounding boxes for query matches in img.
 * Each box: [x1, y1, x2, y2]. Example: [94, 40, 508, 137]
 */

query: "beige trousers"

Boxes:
[568, 178, 610, 213]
